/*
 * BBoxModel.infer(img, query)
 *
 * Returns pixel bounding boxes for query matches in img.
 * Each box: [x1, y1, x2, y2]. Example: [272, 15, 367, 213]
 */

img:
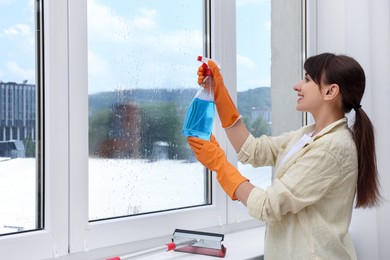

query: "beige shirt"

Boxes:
[237, 118, 358, 260]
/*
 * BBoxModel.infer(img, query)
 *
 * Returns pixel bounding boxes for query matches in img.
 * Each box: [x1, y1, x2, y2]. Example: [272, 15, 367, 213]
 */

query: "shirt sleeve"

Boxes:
[237, 131, 295, 167]
[246, 148, 342, 224]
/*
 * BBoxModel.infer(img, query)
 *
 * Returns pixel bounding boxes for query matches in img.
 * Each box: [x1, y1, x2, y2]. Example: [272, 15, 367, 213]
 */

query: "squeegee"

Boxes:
[106, 229, 226, 259]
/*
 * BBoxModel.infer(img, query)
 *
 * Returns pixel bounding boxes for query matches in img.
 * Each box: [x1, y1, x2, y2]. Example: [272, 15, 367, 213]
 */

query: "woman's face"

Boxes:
[293, 73, 325, 114]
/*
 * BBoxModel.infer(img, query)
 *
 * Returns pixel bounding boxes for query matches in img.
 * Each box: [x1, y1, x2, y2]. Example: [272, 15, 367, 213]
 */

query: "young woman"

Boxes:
[188, 53, 381, 259]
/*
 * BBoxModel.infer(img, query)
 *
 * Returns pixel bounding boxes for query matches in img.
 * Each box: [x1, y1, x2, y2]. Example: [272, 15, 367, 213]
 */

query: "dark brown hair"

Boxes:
[304, 53, 381, 208]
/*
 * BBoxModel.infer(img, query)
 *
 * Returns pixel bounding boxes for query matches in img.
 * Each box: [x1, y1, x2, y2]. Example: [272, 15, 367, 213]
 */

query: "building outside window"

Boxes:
[0, 0, 41, 236]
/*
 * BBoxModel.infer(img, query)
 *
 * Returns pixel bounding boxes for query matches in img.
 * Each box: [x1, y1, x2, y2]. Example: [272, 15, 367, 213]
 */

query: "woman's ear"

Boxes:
[324, 84, 340, 101]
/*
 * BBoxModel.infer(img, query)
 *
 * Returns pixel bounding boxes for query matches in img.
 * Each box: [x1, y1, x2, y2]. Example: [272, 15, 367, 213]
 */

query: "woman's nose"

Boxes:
[293, 81, 301, 91]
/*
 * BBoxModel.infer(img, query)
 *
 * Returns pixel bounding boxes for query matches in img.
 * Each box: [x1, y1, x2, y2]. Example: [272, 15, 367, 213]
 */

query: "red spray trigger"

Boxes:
[198, 56, 212, 77]
[202, 63, 212, 76]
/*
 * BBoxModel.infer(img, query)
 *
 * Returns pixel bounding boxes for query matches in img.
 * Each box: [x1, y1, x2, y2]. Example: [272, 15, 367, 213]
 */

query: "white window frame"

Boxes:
[0, 0, 70, 259]
[68, 0, 227, 254]
[0, 0, 305, 258]
[224, 0, 306, 225]
[211, 0, 258, 226]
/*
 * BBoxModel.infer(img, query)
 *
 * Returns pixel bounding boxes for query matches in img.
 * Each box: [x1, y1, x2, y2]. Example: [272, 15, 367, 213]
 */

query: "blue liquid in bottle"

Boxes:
[182, 97, 215, 140]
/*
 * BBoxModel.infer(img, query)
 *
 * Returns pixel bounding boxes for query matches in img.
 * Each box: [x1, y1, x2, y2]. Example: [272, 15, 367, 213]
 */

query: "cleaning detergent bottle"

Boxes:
[182, 56, 216, 140]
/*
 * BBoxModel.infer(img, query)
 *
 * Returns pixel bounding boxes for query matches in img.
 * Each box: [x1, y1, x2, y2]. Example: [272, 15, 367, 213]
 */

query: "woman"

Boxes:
[188, 53, 381, 259]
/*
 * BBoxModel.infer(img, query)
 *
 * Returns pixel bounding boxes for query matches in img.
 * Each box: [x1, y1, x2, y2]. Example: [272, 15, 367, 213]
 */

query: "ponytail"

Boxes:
[353, 108, 381, 208]
[304, 53, 382, 208]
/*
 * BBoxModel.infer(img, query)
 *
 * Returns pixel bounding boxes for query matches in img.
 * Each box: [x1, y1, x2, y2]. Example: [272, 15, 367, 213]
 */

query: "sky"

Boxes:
[0, 0, 35, 84]
[0, 0, 270, 93]
[236, 0, 271, 91]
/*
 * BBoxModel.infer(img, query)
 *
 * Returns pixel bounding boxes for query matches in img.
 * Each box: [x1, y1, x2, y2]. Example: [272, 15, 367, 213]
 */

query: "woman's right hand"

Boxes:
[197, 59, 250, 153]
[197, 64, 207, 85]
[200, 59, 241, 129]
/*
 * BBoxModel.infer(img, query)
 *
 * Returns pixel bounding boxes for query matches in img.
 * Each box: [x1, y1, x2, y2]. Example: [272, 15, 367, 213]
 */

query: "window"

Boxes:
[236, 0, 272, 189]
[87, 0, 210, 221]
[0, 0, 42, 236]
[227, 0, 304, 223]
[69, 0, 224, 252]
[0, 0, 305, 258]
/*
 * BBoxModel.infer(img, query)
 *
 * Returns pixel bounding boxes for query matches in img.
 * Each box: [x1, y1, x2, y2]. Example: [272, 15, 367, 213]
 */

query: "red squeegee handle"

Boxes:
[106, 242, 187, 260]
[166, 242, 177, 251]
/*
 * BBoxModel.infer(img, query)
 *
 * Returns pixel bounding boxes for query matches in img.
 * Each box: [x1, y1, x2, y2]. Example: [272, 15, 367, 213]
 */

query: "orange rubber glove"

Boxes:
[197, 60, 241, 129]
[188, 135, 249, 200]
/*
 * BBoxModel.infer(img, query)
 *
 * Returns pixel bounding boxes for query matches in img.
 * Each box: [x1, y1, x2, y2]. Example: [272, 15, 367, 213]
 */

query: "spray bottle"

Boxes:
[182, 56, 216, 140]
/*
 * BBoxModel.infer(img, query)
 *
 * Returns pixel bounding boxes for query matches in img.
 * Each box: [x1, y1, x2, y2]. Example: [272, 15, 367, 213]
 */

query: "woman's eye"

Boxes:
[304, 77, 309, 82]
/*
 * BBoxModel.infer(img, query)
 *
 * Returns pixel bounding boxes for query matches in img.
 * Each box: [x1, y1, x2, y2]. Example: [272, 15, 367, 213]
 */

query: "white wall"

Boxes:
[307, 0, 390, 259]
[271, 0, 304, 135]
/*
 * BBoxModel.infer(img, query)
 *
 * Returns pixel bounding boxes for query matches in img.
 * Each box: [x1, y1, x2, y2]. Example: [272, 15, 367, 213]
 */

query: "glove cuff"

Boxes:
[215, 161, 249, 200]
[214, 82, 241, 129]
[222, 115, 242, 129]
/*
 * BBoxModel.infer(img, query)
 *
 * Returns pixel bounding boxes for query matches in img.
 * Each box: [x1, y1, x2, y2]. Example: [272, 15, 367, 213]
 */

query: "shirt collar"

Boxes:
[305, 117, 348, 142]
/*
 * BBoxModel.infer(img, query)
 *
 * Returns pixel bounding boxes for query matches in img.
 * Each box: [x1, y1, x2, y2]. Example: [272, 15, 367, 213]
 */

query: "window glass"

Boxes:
[236, 0, 272, 188]
[87, 0, 208, 221]
[0, 0, 41, 235]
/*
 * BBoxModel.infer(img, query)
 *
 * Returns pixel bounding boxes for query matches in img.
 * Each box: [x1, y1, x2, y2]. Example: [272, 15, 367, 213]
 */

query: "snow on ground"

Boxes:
[0, 157, 271, 234]
[88, 158, 207, 220]
[0, 158, 37, 234]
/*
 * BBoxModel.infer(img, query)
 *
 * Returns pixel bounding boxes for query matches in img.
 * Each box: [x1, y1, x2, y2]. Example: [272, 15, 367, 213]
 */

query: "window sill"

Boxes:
[55, 223, 265, 260]
[140, 225, 265, 260]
